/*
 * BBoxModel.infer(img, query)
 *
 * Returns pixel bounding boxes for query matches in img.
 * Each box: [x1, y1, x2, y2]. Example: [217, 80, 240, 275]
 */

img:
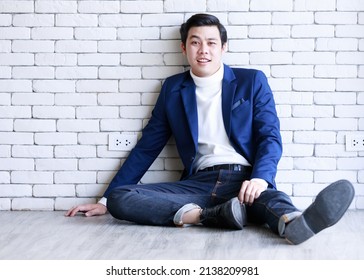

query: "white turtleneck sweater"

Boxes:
[190, 65, 251, 173]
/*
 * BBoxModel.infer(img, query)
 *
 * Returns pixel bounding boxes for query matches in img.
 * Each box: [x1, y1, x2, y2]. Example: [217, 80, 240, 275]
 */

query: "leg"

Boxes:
[107, 171, 221, 226]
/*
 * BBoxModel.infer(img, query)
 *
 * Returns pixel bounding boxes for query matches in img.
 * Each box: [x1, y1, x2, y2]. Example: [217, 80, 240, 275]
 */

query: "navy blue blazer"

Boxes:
[104, 64, 282, 198]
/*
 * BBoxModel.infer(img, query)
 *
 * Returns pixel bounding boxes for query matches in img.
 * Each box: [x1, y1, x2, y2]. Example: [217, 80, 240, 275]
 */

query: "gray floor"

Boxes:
[0, 210, 363, 260]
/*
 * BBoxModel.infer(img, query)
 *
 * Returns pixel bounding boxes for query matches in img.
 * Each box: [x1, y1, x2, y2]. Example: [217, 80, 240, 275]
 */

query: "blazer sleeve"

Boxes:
[250, 70, 282, 188]
[102, 82, 172, 198]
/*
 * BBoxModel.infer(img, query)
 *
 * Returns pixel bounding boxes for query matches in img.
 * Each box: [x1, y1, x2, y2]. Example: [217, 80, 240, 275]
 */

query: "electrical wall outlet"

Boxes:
[108, 133, 138, 151]
[346, 133, 364, 151]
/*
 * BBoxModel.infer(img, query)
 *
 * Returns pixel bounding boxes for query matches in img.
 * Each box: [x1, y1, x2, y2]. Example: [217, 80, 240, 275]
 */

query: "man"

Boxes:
[66, 13, 354, 245]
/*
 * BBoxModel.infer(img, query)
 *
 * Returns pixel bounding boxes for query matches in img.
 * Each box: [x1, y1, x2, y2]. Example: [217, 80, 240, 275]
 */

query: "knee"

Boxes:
[106, 188, 131, 219]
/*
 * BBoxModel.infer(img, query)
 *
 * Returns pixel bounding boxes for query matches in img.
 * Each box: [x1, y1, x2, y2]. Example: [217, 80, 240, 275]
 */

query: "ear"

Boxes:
[222, 42, 227, 53]
[180, 42, 186, 55]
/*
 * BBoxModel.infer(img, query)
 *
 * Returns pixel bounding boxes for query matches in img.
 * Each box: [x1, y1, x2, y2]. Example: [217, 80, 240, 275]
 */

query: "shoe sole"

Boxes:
[230, 198, 247, 230]
[285, 179, 355, 245]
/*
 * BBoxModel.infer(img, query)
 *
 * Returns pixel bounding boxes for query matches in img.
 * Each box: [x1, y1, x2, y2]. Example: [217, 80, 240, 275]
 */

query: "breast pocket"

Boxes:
[232, 98, 250, 113]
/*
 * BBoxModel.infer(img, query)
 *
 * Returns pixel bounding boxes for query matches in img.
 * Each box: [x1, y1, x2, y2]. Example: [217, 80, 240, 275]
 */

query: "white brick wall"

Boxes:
[0, 0, 363, 211]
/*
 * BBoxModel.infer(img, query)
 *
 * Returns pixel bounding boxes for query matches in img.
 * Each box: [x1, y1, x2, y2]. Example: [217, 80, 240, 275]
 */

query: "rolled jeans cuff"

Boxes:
[173, 203, 201, 227]
[278, 211, 302, 237]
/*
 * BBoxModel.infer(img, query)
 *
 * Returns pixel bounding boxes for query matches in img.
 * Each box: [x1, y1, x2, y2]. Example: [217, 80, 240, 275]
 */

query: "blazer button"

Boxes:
[190, 157, 195, 162]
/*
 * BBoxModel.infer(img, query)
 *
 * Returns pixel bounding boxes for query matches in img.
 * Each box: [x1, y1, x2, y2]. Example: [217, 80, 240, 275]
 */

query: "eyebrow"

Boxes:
[188, 35, 218, 41]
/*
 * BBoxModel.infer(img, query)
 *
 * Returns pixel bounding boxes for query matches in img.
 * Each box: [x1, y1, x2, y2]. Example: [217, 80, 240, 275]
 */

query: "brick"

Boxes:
[35, 53, 77, 66]
[292, 25, 334, 38]
[142, 66, 183, 79]
[12, 198, 54, 211]
[142, 14, 184, 27]
[12, 171, 53, 184]
[75, 184, 106, 197]
[316, 38, 358, 51]
[76, 80, 118, 93]
[276, 170, 313, 183]
[0, 158, 34, 171]
[79, 158, 120, 171]
[0, 171, 10, 183]
[55, 145, 96, 158]
[33, 184, 75, 197]
[164, 0, 206, 12]
[315, 65, 357, 78]
[250, 0, 293, 11]
[229, 12, 271, 25]
[0, 54, 34, 65]
[99, 67, 141, 79]
[12, 67, 54, 79]
[294, 158, 336, 170]
[98, 93, 141, 106]
[0, 132, 33, 145]
[315, 118, 357, 131]
[294, 131, 336, 144]
[294, 0, 336, 11]
[33, 80, 75, 93]
[337, 79, 364, 91]
[280, 118, 314, 131]
[36, 159, 77, 171]
[121, 53, 163, 66]
[293, 78, 335, 91]
[272, 12, 314, 24]
[99, 14, 141, 27]
[100, 119, 143, 132]
[336, 25, 364, 38]
[56, 67, 98, 79]
[0, 119, 12, 131]
[316, 144, 355, 157]
[338, 158, 364, 170]
[0, 1, 34, 13]
[337, 0, 364, 11]
[32, 27, 73, 40]
[120, 106, 153, 119]
[12, 145, 53, 158]
[0, 66, 10, 78]
[34, 133, 77, 145]
[55, 93, 97, 106]
[271, 65, 313, 78]
[207, 0, 249, 11]
[249, 26, 291, 38]
[118, 27, 160, 40]
[56, 14, 98, 27]
[142, 40, 181, 53]
[76, 106, 119, 119]
[119, 80, 161, 93]
[78, 133, 108, 145]
[229, 39, 271, 52]
[314, 171, 357, 183]
[99, 40, 140, 53]
[315, 12, 358, 24]
[78, 1, 120, 14]
[13, 14, 54, 27]
[223, 53, 250, 66]
[251, 52, 292, 65]
[0, 14, 11, 26]
[0, 40, 11, 52]
[57, 120, 99, 132]
[14, 119, 56, 132]
[35, 1, 77, 13]
[335, 106, 364, 117]
[0, 145, 11, 157]
[78, 54, 120, 66]
[336, 52, 364, 64]
[55, 40, 97, 53]
[2, 184, 23, 198]
[272, 38, 314, 51]
[75, 27, 116, 40]
[292, 105, 333, 117]
[293, 52, 335, 64]
[33, 106, 75, 119]
[0, 93, 11, 105]
[54, 171, 96, 184]
[12, 93, 54, 106]
[0, 106, 31, 119]
[0, 198, 10, 210]
[120, 1, 163, 13]
[314, 92, 357, 105]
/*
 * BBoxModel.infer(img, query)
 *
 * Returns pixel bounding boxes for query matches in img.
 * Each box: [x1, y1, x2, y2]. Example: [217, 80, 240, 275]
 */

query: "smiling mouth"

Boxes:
[197, 58, 211, 63]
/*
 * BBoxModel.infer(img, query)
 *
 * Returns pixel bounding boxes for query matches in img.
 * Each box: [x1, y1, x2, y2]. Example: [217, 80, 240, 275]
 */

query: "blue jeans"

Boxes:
[107, 169, 299, 235]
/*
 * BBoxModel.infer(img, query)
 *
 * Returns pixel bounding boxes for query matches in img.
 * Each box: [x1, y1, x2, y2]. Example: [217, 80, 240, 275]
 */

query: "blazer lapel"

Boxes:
[221, 65, 237, 137]
[180, 77, 198, 149]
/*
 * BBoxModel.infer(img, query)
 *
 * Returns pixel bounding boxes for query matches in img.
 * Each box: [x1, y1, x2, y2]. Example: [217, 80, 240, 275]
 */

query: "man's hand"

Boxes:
[65, 203, 107, 217]
[238, 180, 267, 205]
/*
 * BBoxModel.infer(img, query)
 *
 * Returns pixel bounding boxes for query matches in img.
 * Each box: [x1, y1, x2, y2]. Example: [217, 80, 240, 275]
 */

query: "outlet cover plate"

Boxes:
[345, 133, 364, 151]
[108, 133, 138, 151]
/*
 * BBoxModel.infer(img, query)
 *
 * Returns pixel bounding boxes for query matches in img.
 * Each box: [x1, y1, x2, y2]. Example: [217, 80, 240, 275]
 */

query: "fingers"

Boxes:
[65, 204, 107, 217]
[239, 180, 265, 205]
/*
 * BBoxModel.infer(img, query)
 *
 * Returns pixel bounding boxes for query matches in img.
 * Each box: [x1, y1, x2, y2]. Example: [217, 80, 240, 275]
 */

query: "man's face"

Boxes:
[181, 25, 226, 78]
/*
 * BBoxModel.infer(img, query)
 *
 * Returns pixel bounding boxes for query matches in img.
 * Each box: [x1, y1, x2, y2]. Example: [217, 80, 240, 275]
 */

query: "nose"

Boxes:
[199, 42, 208, 54]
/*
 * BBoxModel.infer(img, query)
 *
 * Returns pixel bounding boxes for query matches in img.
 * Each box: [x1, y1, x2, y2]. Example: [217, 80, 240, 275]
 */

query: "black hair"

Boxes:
[180, 13, 227, 46]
